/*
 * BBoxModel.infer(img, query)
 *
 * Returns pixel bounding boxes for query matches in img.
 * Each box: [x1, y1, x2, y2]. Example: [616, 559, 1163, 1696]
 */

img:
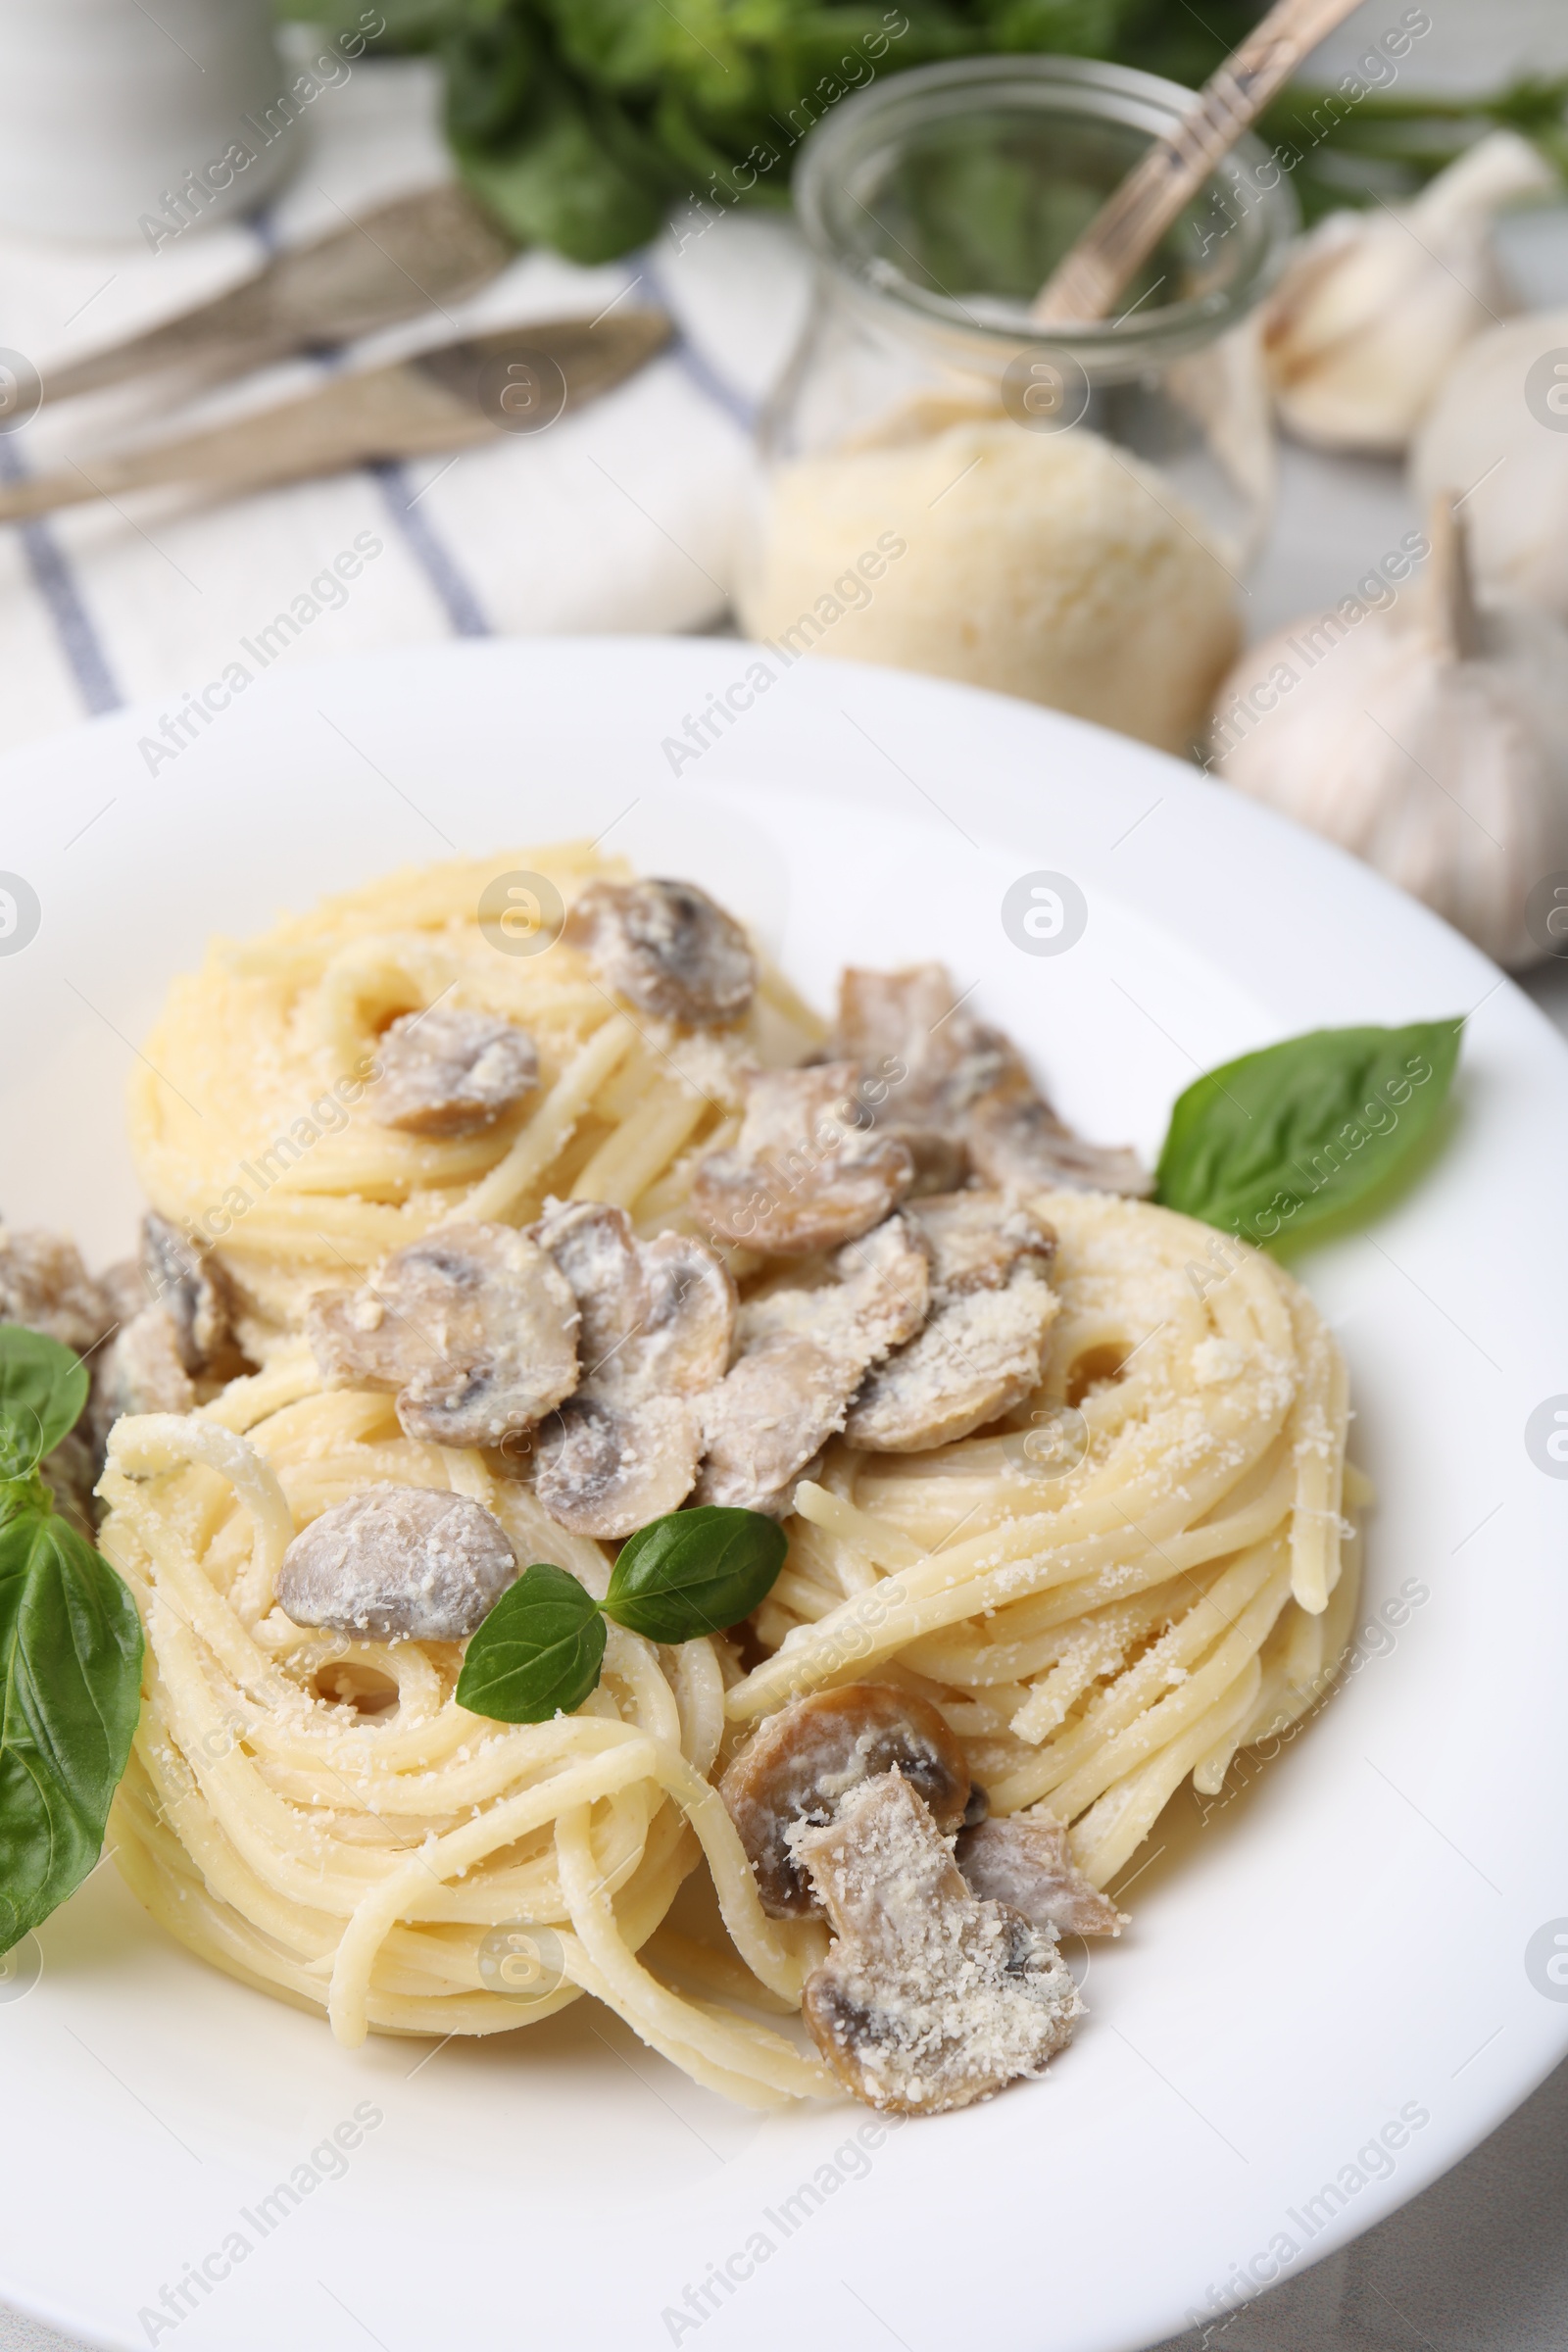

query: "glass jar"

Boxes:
[736, 56, 1298, 758]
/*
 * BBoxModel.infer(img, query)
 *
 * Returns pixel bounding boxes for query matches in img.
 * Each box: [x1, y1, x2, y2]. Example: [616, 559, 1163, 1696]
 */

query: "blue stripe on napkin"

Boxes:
[637, 254, 758, 432]
[369, 460, 493, 639]
[0, 438, 123, 714]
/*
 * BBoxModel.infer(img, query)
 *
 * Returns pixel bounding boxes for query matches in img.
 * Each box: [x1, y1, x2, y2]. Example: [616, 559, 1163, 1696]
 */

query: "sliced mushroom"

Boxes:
[966, 1073, 1152, 1198]
[276, 1484, 520, 1642]
[532, 1393, 703, 1537]
[690, 1335, 849, 1521]
[901, 1132, 972, 1199]
[836, 962, 1011, 1134]
[846, 1274, 1059, 1453]
[99, 1305, 197, 1424]
[833, 963, 1151, 1199]
[368, 1006, 539, 1138]
[636, 1232, 735, 1396]
[696, 1212, 930, 1513]
[845, 1190, 1059, 1453]
[737, 1210, 932, 1358]
[911, 1191, 1055, 1292]
[140, 1212, 248, 1382]
[0, 1225, 110, 1352]
[564, 877, 757, 1026]
[531, 1200, 650, 1384]
[956, 1815, 1124, 1936]
[530, 1201, 734, 1537]
[308, 1222, 579, 1447]
[98, 1255, 153, 1329]
[796, 1772, 1083, 2113]
[39, 1432, 98, 1539]
[693, 1065, 914, 1256]
[720, 1683, 972, 1917]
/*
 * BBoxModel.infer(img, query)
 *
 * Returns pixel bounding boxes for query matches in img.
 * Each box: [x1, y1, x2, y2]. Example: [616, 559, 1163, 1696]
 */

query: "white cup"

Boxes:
[0, 0, 300, 244]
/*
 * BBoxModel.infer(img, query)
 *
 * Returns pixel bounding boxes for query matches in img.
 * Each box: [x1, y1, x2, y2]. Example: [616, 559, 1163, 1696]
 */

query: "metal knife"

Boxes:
[42, 184, 514, 406]
[0, 312, 671, 524]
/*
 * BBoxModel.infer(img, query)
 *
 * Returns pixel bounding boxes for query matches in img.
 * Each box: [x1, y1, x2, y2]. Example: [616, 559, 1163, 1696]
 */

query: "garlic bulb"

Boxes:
[1206, 496, 1568, 966]
[1412, 305, 1568, 622]
[1261, 132, 1557, 456]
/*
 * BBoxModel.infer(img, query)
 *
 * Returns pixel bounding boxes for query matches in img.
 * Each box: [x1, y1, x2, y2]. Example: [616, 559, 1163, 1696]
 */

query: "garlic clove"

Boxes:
[1207, 495, 1568, 966]
[1411, 304, 1568, 623]
[1262, 132, 1557, 456]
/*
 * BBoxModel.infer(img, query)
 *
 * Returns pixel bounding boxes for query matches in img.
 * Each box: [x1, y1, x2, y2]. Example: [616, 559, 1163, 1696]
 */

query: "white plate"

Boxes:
[3, 639, 1566, 2352]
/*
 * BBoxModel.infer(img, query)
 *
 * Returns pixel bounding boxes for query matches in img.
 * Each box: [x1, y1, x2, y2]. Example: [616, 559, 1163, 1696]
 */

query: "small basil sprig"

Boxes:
[604, 1507, 787, 1643]
[1155, 1020, 1462, 1248]
[456, 1506, 785, 1725]
[454, 1564, 607, 1723]
[0, 1325, 89, 1483]
[0, 1327, 144, 1957]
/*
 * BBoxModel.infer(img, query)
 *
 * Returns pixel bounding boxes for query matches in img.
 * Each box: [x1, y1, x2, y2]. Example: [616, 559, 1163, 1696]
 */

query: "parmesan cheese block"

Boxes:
[738, 418, 1242, 756]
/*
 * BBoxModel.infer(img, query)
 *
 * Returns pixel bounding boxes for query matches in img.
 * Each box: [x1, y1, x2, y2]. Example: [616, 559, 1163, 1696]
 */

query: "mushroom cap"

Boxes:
[308, 1222, 579, 1447]
[527, 1204, 734, 1532]
[908, 1189, 1056, 1296]
[692, 1065, 915, 1256]
[533, 1392, 704, 1539]
[697, 1213, 930, 1514]
[101, 1304, 196, 1426]
[532, 1199, 649, 1381]
[276, 1484, 520, 1642]
[797, 1771, 1082, 2114]
[737, 1210, 932, 1358]
[845, 1266, 1059, 1453]
[564, 876, 757, 1026]
[532, 1202, 734, 1399]
[831, 963, 1152, 1200]
[834, 962, 1012, 1129]
[368, 1006, 539, 1138]
[720, 1683, 973, 1916]
[901, 1131, 972, 1198]
[635, 1231, 735, 1396]
[0, 1225, 111, 1354]
[966, 1077, 1152, 1197]
[140, 1211, 247, 1380]
[956, 1815, 1124, 1936]
[696, 1332, 856, 1516]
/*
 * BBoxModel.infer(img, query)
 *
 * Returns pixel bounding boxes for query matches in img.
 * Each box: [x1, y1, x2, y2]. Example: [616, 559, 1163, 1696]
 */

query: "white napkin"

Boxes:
[0, 53, 812, 760]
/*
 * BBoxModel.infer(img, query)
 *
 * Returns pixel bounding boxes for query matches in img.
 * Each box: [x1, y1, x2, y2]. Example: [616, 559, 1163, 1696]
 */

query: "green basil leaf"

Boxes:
[0, 1326, 90, 1480]
[0, 1505, 144, 1952]
[455, 1563, 607, 1723]
[604, 1506, 786, 1645]
[1155, 1020, 1462, 1247]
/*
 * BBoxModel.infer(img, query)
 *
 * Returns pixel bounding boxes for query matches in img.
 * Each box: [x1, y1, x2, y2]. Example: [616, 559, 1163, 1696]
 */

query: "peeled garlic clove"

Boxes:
[1263, 132, 1557, 456]
[1206, 496, 1568, 967]
[1412, 304, 1568, 623]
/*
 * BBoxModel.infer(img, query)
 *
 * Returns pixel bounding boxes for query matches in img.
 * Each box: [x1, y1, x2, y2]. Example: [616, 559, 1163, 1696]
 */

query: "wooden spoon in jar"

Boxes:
[1031, 0, 1367, 326]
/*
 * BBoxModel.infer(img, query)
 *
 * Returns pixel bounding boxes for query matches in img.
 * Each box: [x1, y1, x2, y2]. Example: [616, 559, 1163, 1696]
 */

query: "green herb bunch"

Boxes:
[280, 0, 1566, 264]
[0, 1330, 143, 1959]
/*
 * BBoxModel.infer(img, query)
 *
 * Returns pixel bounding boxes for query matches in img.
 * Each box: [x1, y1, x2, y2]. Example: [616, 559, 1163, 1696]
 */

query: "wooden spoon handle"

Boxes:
[1031, 0, 1364, 326]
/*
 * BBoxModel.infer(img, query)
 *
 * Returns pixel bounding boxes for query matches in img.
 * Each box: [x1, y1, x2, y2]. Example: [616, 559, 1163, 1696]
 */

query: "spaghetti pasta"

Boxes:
[729, 1190, 1360, 1894]
[126, 845, 820, 1338]
[98, 1355, 832, 2107]
[101, 846, 1362, 2109]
